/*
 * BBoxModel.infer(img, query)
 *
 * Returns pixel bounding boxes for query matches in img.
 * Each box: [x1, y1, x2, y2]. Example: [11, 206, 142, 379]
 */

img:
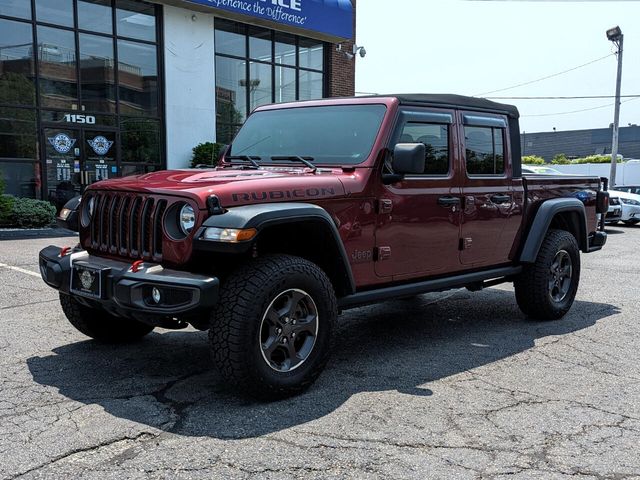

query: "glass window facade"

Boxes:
[215, 19, 326, 145]
[0, 0, 163, 202]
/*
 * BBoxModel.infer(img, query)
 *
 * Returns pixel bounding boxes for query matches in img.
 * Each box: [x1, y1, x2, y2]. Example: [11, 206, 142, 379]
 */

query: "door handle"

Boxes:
[490, 194, 511, 204]
[438, 196, 461, 207]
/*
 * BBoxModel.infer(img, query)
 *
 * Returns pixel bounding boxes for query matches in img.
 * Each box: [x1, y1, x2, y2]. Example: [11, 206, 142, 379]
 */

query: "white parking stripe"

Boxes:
[0, 262, 41, 278]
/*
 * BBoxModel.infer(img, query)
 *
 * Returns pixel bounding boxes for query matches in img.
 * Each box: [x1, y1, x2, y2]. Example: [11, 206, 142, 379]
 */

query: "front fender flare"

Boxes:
[193, 203, 355, 294]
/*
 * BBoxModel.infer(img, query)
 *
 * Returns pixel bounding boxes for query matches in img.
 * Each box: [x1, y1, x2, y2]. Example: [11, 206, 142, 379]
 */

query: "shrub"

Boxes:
[0, 195, 14, 226]
[8, 197, 56, 228]
[0, 177, 12, 226]
[190, 142, 226, 168]
[522, 155, 545, 165]
[574, 155, 622, 164]
[551, 153, 571, 165]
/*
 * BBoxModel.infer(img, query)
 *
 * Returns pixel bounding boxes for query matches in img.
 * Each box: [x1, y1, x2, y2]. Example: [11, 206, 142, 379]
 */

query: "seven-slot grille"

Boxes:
[88, 192, 167, 261]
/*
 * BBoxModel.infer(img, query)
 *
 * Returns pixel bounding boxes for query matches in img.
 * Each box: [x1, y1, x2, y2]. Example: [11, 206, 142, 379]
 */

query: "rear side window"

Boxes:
[465, 126, 505, 176]
[397, 122, 449, 175]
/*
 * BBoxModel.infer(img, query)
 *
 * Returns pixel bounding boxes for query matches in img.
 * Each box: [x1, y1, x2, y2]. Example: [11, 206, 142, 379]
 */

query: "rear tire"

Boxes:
[209, 255, 337, 400]
[515, 229, 580, 320]
[59, 293, 154, 342]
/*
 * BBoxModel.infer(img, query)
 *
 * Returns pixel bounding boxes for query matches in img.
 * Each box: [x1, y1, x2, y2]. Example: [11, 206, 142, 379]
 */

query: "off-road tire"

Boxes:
[59, 293, 154, 342]
[209, 255, 337, 401]
[514, 229, 580, 320]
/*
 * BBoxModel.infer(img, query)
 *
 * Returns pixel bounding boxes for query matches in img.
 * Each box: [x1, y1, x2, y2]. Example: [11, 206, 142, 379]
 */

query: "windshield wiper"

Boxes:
[270, 156, 317, 173]
[225, 155, 262, 169]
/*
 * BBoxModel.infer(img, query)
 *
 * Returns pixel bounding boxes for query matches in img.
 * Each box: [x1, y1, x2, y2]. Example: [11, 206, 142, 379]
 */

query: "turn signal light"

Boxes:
[202, 227, 257, 243]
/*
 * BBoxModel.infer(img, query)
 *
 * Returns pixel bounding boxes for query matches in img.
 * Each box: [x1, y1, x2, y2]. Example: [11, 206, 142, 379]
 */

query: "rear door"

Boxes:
[459, 113, 523, 267]
[374, 108, 464, 280]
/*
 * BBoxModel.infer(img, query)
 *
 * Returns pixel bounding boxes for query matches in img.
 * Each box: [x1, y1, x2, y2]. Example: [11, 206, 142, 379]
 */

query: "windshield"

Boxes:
[229, 104, 387, 166]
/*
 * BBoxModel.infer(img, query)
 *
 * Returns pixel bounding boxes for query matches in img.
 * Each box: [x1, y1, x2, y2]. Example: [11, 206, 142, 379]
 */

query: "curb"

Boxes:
[0, 228, 78, 241]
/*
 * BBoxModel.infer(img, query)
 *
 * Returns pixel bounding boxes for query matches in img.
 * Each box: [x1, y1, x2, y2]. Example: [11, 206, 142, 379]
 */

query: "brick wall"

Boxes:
[326, 0, 356, 97]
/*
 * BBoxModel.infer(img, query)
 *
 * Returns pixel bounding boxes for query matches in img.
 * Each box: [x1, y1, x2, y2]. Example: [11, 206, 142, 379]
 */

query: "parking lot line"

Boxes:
[0, 262, 41, 278]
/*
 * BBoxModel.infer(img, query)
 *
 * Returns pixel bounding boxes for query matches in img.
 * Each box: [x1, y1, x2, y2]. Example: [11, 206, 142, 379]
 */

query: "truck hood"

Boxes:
[88, 167, 348, 208]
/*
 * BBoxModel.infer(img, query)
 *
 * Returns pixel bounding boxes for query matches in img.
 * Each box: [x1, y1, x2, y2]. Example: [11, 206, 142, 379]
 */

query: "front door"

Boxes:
[374, 108, 464, 280]
[43, 127, 117, 211]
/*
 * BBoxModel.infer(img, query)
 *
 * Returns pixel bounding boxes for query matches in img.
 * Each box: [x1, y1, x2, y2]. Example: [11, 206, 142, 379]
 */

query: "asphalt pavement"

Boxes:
[1, 226, 639, 479]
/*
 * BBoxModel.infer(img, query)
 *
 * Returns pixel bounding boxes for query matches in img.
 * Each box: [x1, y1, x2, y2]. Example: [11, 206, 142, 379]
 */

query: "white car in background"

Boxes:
[606, 194, 623, 224]
[522, 165, 564, 175]
[609, 189, 640, 225]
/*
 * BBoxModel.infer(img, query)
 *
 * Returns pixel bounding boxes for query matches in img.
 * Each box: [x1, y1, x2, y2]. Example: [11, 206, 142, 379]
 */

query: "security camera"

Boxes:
[358, 46, 366, 58]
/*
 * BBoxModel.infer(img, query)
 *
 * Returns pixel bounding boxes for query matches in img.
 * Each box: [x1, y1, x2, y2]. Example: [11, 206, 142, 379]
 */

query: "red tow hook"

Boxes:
[131, 260, 144, 273]
[59, 246, 72, 257]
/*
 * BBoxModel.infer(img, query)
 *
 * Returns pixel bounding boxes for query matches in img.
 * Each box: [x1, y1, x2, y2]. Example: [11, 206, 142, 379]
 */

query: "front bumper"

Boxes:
[39, 246, 219, 318]
[605, 207, 622, 223]
[621, 204, 640, 222]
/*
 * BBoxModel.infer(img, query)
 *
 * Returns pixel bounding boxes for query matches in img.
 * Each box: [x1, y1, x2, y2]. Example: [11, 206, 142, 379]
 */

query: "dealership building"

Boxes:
[0, 0, 356, 206]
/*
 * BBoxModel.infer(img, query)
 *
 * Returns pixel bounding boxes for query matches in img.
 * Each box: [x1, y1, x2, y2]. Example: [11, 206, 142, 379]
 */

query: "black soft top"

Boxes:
[364, 93, 520, 119]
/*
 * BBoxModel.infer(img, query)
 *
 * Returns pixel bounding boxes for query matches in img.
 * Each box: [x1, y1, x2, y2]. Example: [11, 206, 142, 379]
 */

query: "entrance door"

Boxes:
[43, 127, 117, 211]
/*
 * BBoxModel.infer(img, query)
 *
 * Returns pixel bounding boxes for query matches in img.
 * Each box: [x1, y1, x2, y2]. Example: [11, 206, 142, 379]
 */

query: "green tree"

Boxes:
[191, 142, 226, 168]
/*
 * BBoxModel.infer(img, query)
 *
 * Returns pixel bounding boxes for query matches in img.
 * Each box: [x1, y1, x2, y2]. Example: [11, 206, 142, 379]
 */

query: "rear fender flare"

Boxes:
[520, 198, 588, 263]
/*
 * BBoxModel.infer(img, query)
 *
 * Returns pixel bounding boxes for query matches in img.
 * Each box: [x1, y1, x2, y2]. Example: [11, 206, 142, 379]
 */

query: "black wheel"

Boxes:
[514, 229, 580, 320]
[623, 220, 640, 226]
[209, 255, 337, 400]
[59, 293, 154, 342]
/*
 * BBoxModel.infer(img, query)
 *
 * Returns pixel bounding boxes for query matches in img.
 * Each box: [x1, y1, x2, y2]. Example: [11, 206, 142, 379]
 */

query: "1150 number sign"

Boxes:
[64, 114, 96, 124]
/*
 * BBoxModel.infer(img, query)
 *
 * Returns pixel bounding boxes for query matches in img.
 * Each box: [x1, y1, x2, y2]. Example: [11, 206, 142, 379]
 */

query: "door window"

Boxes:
[464, 126, 505, 176]
[44, 127, 81, 210]
[397, 122, 450, 175]
[84, 130, 117, 183]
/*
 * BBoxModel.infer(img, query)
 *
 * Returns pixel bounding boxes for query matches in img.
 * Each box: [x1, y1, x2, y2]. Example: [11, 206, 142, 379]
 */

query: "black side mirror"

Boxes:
[392, 143, 425, 175]
[57, 195, 81, 232]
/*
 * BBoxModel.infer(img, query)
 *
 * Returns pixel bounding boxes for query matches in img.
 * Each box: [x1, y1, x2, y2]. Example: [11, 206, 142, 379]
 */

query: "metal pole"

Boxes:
[610, 34, 623, 188]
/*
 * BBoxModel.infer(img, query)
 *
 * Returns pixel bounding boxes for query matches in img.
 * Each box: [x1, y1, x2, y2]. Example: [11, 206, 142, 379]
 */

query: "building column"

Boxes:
[163, 5, 216, 169]
[327, 0, 356, 97]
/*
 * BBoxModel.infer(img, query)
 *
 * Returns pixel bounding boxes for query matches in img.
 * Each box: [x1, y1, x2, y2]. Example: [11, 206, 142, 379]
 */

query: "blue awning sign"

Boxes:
[179, 0, 353, 42]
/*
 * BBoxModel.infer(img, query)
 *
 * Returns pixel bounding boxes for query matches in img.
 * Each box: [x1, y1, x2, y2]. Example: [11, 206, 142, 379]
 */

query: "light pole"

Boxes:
[607, 26, 624, 187]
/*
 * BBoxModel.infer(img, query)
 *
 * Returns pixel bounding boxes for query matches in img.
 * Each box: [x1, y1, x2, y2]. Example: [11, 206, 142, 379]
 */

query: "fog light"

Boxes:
[152, 287, 162, 304]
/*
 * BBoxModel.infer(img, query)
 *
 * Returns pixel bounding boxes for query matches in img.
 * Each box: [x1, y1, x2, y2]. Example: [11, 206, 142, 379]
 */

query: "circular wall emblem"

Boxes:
[48, 133, 76, 154]
[87, 136, 114, 156]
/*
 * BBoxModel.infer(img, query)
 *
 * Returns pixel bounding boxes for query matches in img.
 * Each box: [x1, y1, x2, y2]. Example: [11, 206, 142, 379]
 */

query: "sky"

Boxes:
[355, 0, 640, 134]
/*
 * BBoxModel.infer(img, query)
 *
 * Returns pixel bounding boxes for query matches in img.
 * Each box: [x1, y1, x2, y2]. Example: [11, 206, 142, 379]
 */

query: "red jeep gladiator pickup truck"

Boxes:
[40, 94, 609, 399]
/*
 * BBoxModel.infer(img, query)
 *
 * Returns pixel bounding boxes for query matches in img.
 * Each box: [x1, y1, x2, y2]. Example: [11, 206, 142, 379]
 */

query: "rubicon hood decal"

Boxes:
[231, 187, 338, 203]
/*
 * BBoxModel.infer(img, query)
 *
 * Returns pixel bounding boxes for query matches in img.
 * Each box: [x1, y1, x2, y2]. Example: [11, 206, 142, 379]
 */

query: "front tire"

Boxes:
[623, 219, 640, 226]
[515, 229, 580, 320]
[209, 255, 337, 400]
[59, 293, 154, 342]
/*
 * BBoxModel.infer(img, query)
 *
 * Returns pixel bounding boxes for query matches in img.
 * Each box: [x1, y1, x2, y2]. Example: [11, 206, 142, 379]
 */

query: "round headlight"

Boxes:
[87, 197, 96, 218]
[179, 204, 196, 235]
[80, 195, 95, 228]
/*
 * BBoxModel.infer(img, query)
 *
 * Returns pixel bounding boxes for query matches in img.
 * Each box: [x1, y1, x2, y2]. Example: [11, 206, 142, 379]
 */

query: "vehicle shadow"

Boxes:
[27, 288, 618, 439]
